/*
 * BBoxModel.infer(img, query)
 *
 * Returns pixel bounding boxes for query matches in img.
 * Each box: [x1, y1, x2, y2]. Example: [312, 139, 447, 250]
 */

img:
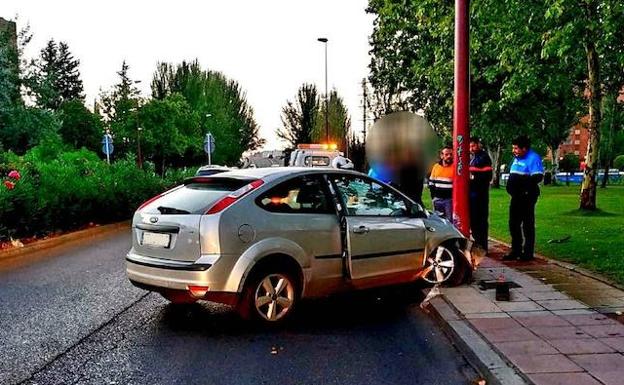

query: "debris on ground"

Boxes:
[420, 285, 441, 311]
[547, 235, 571, 244]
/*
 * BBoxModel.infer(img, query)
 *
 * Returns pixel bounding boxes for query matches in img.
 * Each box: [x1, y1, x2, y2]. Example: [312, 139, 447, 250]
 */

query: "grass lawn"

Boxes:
[488, 185, 624, 284]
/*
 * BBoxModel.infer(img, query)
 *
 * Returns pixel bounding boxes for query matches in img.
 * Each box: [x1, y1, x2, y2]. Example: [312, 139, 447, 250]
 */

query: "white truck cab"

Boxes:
[289, 144, 344, 167]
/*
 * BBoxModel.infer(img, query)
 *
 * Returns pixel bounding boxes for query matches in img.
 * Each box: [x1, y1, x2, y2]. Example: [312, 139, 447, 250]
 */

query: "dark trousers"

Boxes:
[509, 195, 537, 258]
[470, 192, 489, 250]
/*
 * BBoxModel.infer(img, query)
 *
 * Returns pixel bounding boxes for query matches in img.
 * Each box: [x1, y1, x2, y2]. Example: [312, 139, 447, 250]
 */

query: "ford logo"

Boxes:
[149, 217, 158, 224]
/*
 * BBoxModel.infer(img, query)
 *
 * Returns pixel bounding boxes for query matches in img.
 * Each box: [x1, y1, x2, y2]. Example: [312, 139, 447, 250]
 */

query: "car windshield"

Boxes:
[141, 178, 252, 215]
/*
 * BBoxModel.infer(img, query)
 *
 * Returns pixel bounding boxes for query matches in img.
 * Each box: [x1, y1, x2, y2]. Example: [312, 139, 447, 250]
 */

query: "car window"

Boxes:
[331, 175, 409, 217]
[304, 156, 330, 167]
[256, 176, 333, 214]
[141, 179, 250, 215]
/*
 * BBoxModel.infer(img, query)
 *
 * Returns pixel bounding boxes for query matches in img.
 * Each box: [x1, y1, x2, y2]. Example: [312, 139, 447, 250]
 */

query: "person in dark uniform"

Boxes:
[503, 135, 544, 261]
[469, 138, 492, 252]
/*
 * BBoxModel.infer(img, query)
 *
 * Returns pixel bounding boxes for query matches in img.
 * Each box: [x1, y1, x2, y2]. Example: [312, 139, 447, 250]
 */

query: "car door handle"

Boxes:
[353, 226, 369, 234]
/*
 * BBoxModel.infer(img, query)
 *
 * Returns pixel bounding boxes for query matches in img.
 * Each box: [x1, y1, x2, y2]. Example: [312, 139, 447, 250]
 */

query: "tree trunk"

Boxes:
[490, 144, 503, 188]
[579, 38, 601, 210]
[549, 145, 560, 185]
[601, 163, 609, 188]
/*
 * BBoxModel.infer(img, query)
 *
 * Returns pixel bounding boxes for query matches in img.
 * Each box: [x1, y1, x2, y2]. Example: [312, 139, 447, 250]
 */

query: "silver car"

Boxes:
[126, 168, 473, 323]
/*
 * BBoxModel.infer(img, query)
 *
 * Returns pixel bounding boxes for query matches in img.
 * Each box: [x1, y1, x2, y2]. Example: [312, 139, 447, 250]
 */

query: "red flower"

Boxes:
[4, 181, 15, 190]
[8, 170, 21, 180]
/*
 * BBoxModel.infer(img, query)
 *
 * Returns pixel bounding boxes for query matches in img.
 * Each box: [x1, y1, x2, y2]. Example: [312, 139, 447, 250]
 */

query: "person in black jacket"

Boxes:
[469, 138, 493, 252]
[503, 136, 544, 261]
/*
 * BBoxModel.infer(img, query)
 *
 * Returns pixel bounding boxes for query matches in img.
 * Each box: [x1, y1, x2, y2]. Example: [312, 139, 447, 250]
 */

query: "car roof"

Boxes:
[211, 167, 365, 181]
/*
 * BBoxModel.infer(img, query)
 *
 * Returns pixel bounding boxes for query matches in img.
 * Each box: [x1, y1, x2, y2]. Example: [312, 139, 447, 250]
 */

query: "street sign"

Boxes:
[203, 133, 215, 154]
[101, 134, 114, 163]
[203, 133, 215, 165]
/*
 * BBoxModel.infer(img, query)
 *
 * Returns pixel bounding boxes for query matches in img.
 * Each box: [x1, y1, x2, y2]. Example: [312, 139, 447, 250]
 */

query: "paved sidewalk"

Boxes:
[432, 242, 624, 385]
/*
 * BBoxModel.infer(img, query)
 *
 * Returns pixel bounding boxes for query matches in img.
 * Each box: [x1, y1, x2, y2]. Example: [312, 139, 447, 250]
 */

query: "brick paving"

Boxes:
[438, 241, 624, 385]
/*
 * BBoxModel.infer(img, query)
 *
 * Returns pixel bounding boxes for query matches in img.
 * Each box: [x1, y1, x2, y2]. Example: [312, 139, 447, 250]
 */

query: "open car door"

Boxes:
[329, 174, 426, 281]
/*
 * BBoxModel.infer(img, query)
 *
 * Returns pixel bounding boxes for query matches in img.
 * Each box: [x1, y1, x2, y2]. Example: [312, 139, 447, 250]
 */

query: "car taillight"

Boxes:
[205, 179, 264, 214]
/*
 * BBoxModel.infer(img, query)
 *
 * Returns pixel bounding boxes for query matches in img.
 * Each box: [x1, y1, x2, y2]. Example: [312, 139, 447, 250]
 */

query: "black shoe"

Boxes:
[502, 253, 519, 261]
[519, 255, 534, 261]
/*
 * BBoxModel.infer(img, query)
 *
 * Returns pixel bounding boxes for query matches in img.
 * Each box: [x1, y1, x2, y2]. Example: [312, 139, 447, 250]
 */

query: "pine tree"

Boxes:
[33, 39, 83, 110]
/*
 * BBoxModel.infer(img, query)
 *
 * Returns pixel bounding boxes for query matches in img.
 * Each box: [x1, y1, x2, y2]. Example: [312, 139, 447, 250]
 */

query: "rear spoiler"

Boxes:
[183, 176, 257, 185]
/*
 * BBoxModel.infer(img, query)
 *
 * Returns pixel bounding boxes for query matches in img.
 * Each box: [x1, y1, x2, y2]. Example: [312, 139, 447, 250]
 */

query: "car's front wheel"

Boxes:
[239, 269, 299, 324]
[422, 243, 468, 286]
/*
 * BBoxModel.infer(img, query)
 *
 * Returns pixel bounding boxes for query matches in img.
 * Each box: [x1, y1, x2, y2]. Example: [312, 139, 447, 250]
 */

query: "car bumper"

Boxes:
[126, 252, 233, 295]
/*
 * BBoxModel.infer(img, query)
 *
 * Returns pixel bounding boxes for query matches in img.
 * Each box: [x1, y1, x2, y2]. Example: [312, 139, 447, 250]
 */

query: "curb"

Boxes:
[424, 294, 529, 385]
[490, 237, 624, 292]
[0, 221, 130, 262]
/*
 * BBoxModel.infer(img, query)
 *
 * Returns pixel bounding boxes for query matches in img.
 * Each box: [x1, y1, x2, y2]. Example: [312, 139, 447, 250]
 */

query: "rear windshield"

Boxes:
[142, 178, 251, 215]
[196, 169, 227, 176]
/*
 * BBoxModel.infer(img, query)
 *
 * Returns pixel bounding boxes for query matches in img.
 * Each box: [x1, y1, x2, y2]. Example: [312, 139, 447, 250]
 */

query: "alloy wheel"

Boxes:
[253, 273, 295, 322]
[422, 246, 456, 284]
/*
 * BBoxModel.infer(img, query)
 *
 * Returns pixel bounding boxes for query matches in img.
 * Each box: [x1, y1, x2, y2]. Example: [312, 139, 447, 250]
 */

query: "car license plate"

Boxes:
[142, 232, 171, 248]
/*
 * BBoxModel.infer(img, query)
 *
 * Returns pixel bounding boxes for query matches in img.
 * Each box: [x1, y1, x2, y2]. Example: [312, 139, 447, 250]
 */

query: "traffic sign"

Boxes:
[101, 134, 114, 164]
[101, 143, 115, 155]
[203, 133, 215, 154]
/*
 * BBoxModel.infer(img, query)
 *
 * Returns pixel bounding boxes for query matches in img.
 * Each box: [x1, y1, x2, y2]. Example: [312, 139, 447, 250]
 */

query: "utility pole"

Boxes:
[318, 37, 329, 144]
[452, 0, 471, 236]
[362, 78, 368, 146]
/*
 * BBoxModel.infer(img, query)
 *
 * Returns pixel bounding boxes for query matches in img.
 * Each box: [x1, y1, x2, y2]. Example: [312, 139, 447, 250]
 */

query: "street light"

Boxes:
[129, 107, 143, 169]
[317, 37, 329, 144]
[137, 126, 143, 169]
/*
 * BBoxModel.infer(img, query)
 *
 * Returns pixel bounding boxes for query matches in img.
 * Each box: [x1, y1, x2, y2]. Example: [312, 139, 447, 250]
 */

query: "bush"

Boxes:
[0, 146, 194, 241]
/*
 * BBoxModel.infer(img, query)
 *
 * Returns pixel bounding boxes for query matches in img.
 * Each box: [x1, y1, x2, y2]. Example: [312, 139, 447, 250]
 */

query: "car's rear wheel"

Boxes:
[422, 243, 468, 286]
[239, 268, 299, 324]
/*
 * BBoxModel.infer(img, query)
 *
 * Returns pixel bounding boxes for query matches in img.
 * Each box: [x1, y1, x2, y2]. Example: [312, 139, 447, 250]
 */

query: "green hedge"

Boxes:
[0, 145, 195, 241]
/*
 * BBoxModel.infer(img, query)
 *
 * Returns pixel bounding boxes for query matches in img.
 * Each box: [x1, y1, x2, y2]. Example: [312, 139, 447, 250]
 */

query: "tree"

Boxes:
[139, 93, 200, 175]
[542, 0, 624, 209]
[99, 61, 142, 158]
[57, 100, 103, 151]
[0, 20, 20, 114]
[150, 60, 264, 165]
[312, 89, 351, 151]
[1, 105, 61, 154]
[277, 83, 320, 149]
[367, 0, 454, 131]
[559, 153, 581, 186]
[31, 39, 84, 110]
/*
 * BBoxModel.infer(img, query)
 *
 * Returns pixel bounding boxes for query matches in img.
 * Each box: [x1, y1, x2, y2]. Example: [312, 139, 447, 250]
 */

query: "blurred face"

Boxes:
[512, 145, 528, 158]
[469, 141, 480, 154]
[440, 148, 453, 165]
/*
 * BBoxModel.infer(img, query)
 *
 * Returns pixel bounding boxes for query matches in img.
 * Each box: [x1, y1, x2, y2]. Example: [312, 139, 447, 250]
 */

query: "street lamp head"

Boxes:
[317, 37, 328, 43]
[137, 127, 143, 131]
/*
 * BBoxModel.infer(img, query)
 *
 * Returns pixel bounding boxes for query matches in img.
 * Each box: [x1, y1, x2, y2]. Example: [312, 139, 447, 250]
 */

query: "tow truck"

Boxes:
[288, 143, 342, 167]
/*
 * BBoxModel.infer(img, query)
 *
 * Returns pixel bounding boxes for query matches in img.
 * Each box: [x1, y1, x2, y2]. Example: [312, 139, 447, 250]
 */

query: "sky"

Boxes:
[1, 0, 375, 150]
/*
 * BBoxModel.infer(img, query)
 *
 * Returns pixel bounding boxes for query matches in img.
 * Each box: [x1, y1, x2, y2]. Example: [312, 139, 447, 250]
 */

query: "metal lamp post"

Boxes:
[317, 37, 329, 144]
[452, 0, 471, 236]
[137, 126, 143, 169]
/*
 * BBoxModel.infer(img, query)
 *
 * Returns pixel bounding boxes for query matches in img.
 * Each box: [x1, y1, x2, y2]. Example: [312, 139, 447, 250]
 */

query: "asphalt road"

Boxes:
[0, 231, 478, 385]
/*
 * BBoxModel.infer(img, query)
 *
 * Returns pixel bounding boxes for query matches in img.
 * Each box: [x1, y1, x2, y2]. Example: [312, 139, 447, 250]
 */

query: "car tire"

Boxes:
[238, 267, 299, 324]
[422, 243, 469, 286]
[161, 290, 198, 305]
